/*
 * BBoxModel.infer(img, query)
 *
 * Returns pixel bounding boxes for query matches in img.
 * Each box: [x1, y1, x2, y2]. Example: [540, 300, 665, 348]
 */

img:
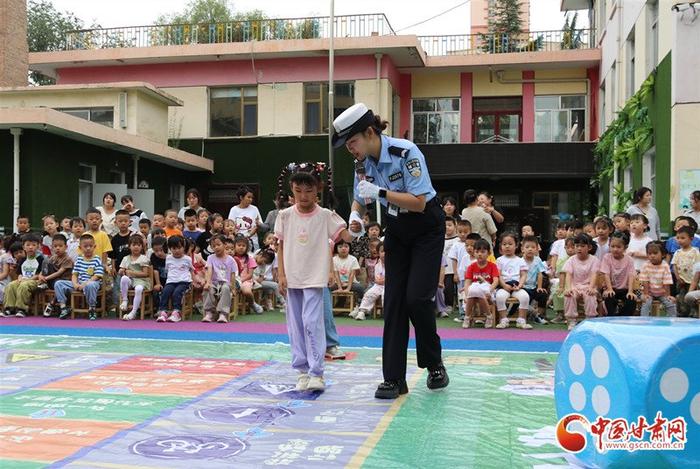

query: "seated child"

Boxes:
[0, 241, 23, 305]
[352, 241, 385, 321]
[163, 209, 184, 239]
[670, 226, 700, 317]
[54, 234, 103, 320]
[521, 236, 549, 324]
[156, 235, 193, 323]
[40, 235, 74, 317]
[67, 217, 85, 262]
[495, 233, 532, 329]
[629, 214, 653, 271]
[233, 235, 264, 314]
[1, 234, 43, 318]
[41, 215, 62, 256]
[254, 248, 285, 311]
[549, 237, 576, 323]
[639, 241, 677, 317]
[684, 261, 700, 317]
[599, 231, 637, 316]
[593, 217, 614, 260]
[332, 239, 364, 299]
[612, 212, 631, 237]
[562, 234, 600, 330]
[138, 218, 152, 249]
[150, 237, 168, 307]
[202, 234, 238, 323]
[665, 216, 700, 263]
[119, 235, 152, 321]
[182, 209, 202, 243]
[462, 239, 499, 329]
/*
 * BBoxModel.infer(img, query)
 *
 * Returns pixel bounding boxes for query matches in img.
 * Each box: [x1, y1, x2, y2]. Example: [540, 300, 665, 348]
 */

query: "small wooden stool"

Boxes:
[332, 291, 355, 316]
[70, 282, 108, 319]
[123, 289, 153, 320]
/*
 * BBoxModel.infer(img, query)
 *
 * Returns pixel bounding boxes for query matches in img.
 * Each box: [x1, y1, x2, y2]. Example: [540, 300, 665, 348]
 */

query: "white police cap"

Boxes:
[331, 102, 375, 148]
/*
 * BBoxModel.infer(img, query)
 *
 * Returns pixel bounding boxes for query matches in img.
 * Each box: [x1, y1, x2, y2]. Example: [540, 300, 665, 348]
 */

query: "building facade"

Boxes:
[563, 0, 699, 235]
[5, 9, 603, 241]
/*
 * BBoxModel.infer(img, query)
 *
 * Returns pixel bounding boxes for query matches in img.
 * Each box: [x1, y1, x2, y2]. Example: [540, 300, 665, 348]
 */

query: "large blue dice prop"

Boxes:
[555, 317, 700, 467]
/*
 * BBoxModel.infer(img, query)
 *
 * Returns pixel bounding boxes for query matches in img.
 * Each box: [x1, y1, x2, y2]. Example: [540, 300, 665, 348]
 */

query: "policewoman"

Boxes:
[332, 103, 448, 399]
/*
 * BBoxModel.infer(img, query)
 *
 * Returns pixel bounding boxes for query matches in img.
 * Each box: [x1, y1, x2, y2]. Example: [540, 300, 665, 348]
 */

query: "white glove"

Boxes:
[357, 180, 381, 201]
[348, 211, 365, 238]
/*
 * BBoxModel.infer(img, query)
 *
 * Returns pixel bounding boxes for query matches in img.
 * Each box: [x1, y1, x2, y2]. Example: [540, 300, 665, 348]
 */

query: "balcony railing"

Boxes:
[63, 14, 395, 50]
[418, 29, 595, 56]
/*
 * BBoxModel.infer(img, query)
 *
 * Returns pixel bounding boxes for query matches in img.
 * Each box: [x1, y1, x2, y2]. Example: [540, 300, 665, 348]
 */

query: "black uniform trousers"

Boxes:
[382, 199, 445, 381]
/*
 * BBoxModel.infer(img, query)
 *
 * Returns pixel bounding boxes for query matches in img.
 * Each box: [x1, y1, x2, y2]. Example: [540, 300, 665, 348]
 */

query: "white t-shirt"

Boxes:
[165, 255, 193, 284]
[549, 239, 566, 259]
[227, 205, 262, 238]
[458, 253, 475, 282]
[594, 237, 610, 261]
[496, 255, 528, 283]
[628, 234, 653, 271]
[274, 205, 347, 289]
[333, 255, 361, 285]
[443, 236, 459, 274]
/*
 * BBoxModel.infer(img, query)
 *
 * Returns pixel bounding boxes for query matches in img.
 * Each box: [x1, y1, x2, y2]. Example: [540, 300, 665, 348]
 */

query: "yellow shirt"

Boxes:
[86, 230, 113, 257]
[488, 254, 496, 263]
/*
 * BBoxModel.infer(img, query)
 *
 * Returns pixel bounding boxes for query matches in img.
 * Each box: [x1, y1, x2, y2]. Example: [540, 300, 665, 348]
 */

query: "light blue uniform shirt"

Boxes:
[353, 135, 437, 208]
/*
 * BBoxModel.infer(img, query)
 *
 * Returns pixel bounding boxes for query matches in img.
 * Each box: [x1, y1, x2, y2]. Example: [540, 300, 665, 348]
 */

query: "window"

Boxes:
[626, 29, 636, 99]
[623, 167, 632, 192]
[109, 170, 125, 184]
[304, 83, 354, 134]
[412, 98, 460, 144]
[472, 97, 520, 143]
[643, 147, 656, 203]
[535, 95, 586, 142]
[58, 107, 114, 127]
[170, 184, 185, 210]
[209, 87, 258, 137]
[647, 1, 659, 74]
[78, 164, 96, 216]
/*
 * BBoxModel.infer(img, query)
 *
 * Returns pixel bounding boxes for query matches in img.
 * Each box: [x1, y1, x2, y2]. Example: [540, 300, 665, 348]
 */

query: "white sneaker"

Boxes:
[567, 319, 577, 331]
[355, 309, 366, 321]
[202, 312, 214, 323]
[295, 374, 310, 391]
[439, 311, 449, 318]
[485, 317, 494, 329]
[156, 311, 168, 322]
[495, 318, 510, 329]
[461, 318, 471, 329]
[307, 375, 325, 391]
[325, 346, 346, 360]
[122, 311, 137, 321]
[119, 301, 128, 312]
[217, 313, 228, 323]
[349, 307, 358, 319]
[168, 310, 182, 322]
[252, 303, 264, 314]
[516, 318, 533, 330]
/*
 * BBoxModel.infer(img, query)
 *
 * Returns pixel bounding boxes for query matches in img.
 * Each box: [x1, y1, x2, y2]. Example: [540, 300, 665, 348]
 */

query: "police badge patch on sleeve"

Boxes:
[406, 159, 421, 178]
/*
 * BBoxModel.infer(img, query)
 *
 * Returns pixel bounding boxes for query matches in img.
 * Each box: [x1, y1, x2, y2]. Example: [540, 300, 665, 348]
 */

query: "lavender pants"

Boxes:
[286, 288, 326, 377]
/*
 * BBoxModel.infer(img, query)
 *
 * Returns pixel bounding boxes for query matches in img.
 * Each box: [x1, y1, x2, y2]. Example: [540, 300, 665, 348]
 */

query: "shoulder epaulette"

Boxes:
[388, 146, 410, 158]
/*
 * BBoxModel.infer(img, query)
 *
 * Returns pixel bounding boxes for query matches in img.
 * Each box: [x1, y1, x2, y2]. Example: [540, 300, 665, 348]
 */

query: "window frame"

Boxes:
[208, 86, 258, 138]
[57, 107, 114, 127]
[78, 163, 97, 216]
[534, 94, 587, 143]
[410, 97, 461, 144]
[303, 82, 355, 135]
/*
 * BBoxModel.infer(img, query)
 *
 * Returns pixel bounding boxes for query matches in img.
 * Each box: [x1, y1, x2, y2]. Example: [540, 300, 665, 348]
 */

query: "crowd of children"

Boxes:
[2, 190, 699, 333]
[0, 187, 287, 322]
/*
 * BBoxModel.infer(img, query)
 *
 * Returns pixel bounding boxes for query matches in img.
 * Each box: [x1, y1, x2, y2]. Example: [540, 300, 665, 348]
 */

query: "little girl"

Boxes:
[628, 214, 653, 271]
[233, 235, 263, 314]
[196, 213, 223, 260]
[223, 219, 238, 239]
[0, 242, 23, 304]
[549, 237, 575, 324]
[463, 239, 499, 329]
[352, 242, 385, 321]
[202, 234, 238, 323]
[332, 240, 364, 300]
[365, 239, 381, 289]
[599, 231, 637, 316]
[563, 234, 600, 330]
[187, 238, 206, 290]
[197, 209, 209, 232]
[156, 235, 194, 323]
[495, 233, 532, 329]
[593, 217, 614, 260]
[639, 241, 677, 317]
[42, 215, 61, 256]
[119, 235, 152, 321]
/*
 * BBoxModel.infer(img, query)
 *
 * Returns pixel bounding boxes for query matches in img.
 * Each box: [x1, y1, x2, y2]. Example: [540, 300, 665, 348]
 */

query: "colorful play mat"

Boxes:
[0, 319, 575, 468]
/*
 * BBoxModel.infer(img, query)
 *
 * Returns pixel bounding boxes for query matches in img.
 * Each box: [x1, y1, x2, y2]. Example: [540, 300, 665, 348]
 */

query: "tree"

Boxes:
[479, 0, 525, 53]
[27, 0, 84, 84]
[154, 0, 265, 25]
[561, 12, 584, 50]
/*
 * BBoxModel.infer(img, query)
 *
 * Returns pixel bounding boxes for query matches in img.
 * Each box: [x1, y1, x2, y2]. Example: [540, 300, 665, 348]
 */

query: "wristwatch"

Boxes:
[378, 188, 387, 199]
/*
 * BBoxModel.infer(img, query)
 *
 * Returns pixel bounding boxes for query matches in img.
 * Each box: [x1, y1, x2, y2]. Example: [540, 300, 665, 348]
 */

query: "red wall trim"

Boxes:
[399, 74, 411, 139]
[587, 67, 599, 141]
[522, 70, 535, 142]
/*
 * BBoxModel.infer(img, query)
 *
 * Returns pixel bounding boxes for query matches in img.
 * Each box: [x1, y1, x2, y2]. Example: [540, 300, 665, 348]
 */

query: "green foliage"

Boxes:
[478, 0, 537, 53]
[27, 0, 84, 84]
[561, 12, 583, 50]
[593, 73, 656, 209]
[155, 0, 237, 25]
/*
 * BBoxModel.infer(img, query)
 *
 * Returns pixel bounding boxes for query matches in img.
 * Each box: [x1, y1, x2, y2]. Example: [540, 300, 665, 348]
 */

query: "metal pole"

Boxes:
[328, 0, 335, 190]
[11, 128, 22, 226]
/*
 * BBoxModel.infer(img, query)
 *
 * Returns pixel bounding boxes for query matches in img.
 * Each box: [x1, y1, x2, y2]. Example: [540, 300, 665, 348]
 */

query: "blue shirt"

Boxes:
[353, 135, 437, 208]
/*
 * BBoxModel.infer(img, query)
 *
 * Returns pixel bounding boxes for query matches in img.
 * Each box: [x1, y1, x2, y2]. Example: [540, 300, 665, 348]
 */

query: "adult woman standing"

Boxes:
[627, 187, 661, 240]
[442, 196, 460, 220]
[228, 186, 263, 251]
[462, 190, 498, 248]
[683, 190, 700, 233]
[177, 188, 206, 220]
[97, 192, 118, 237]
[333, 103, 448, 400]
[478, 191, 504, 229]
